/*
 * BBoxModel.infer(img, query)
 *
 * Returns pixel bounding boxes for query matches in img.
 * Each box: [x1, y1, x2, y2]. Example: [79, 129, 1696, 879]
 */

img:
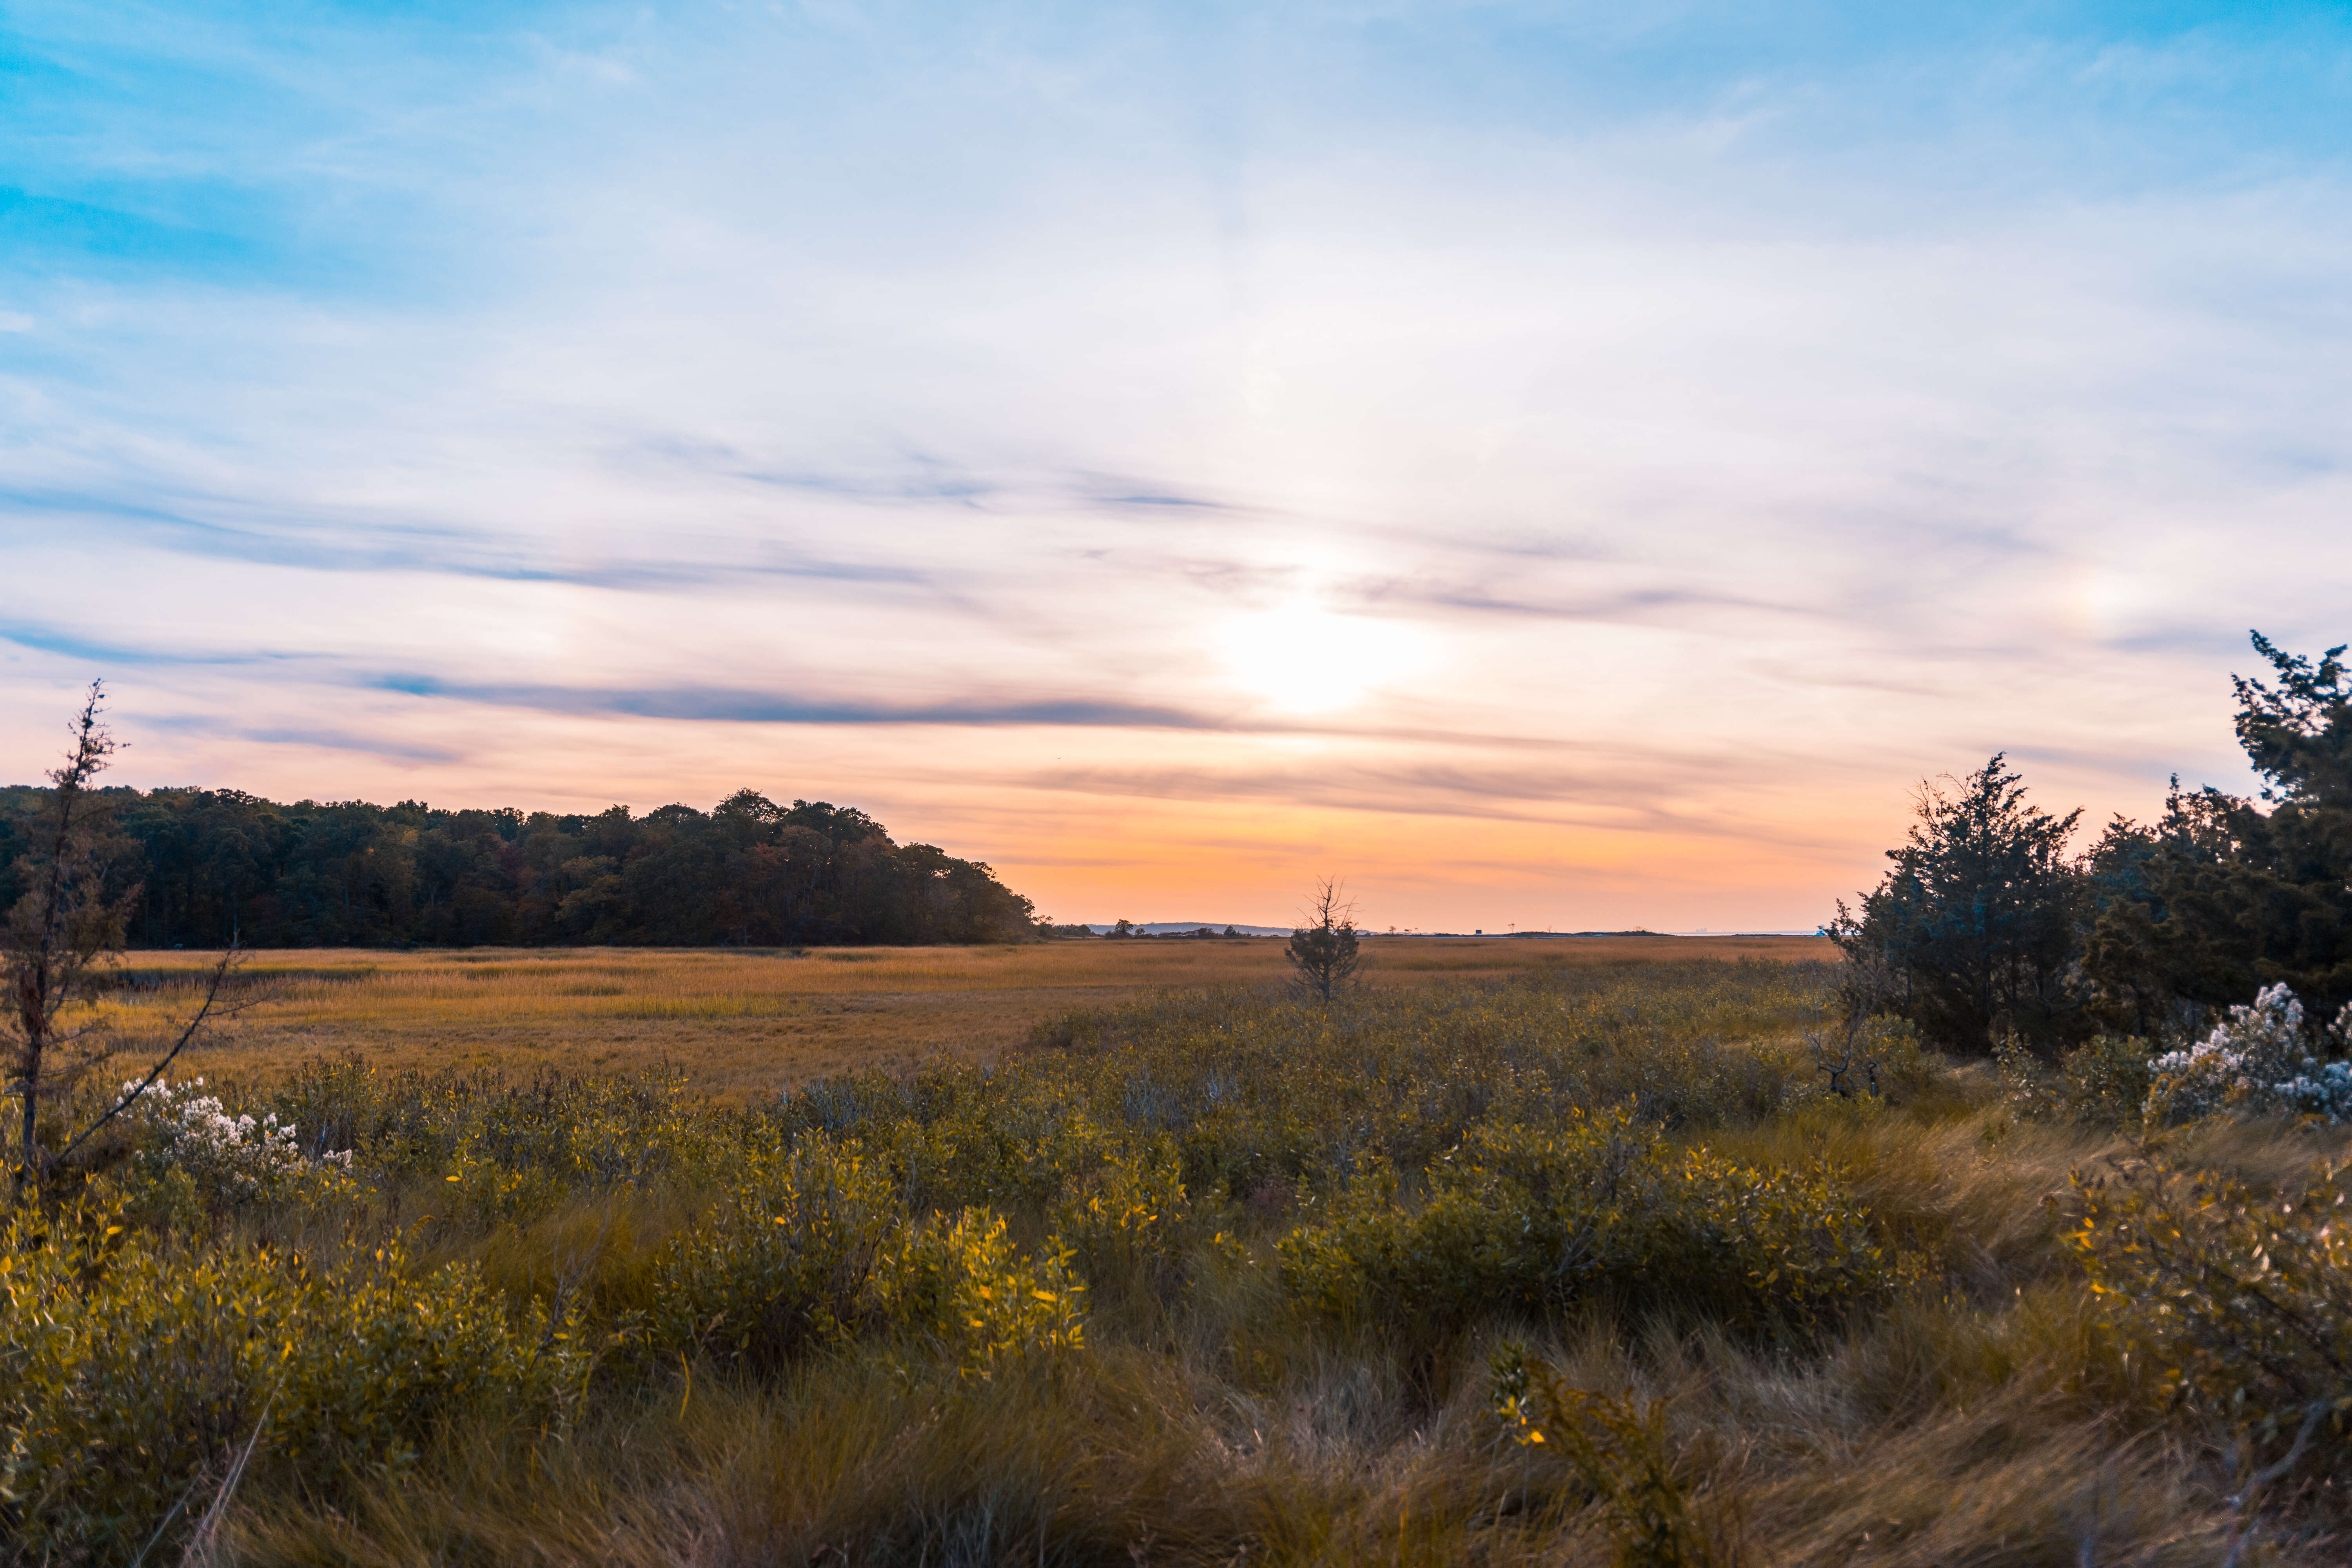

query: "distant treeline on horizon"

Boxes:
[0, 785, 1038, 949]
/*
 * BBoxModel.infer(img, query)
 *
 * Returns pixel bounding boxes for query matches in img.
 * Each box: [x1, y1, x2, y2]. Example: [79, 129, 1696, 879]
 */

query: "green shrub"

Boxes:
[0, 1198, 288, 1557]
[270, 1244, 594, 1484]
[581, 1129, 1094, 1383]
[765, 967, 1822, 1247]
[268, 1056, 728, 1215]
[2066, 1160, 2351, 1467]
[1277, 1113, 1637, 1331]
[1083, 969, 1785, 1185]
[647, 1136, 895, 1372]
[878, 1095, 1118, 1216]
[1650, 1147, 1915, 1331]
[1280, 1110, 1913, 1337]
[2059, 1034, 2160, 1128]
[2000, 1033, 2160, 1129]
[644, 1134, 1085, 1380]
[1047, 1134, 1192, 1297]
[0, 1197, 589, 1562]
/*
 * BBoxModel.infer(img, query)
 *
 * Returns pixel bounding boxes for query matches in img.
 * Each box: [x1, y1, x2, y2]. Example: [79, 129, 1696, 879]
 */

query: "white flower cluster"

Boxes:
[123, 1076, 354, 1202]
[2147, 984, 2352, 1125]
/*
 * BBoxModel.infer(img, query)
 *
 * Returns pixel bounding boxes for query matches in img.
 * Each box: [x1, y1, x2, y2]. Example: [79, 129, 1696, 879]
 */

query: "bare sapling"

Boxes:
[5, 682, 246, 1196]
[1807, 952, 1892, 1098]
[1285, 877, 1363, 1002]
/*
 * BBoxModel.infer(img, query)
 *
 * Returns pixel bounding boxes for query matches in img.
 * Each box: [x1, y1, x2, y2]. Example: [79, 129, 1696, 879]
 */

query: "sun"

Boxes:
[1219, 601, 1419, 714]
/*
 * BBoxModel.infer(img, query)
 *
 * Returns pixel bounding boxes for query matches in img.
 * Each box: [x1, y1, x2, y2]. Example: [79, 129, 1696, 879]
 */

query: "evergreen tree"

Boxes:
[2085, 635, 2352, 1024]
[1829, 755, 2084, 1053]
[1286, 879, 1363, 1002]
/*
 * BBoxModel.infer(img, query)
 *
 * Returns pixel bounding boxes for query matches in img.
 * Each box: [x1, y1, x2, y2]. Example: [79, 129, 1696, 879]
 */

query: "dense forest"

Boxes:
[0, 784, 1038, 948]
[1833, 631, 2352, 1053]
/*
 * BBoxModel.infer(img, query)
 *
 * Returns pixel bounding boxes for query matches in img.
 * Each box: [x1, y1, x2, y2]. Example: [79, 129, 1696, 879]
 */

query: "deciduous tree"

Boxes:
[4, 684, 236, 1195]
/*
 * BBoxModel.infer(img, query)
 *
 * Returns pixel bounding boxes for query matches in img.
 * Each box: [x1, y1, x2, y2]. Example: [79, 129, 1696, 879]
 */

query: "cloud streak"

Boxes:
[367, 677, 1215, 732]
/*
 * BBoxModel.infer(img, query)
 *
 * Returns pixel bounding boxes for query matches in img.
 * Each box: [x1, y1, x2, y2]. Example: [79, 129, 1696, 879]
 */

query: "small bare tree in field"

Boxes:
[1286, 877, 1363, 1002]
[1805, 946, 1898, 1099]
[5, 682, 240, 1197]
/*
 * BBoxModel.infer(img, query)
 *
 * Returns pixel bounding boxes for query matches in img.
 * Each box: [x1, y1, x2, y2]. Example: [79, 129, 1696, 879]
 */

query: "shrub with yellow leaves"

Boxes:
[647, 1134, 896, 1372]
[867, 1208, 1087, 1377]
[2065, 1159, 2352, 1474]
[0, 1197, 590, 1562]
[1047, 1134, 1191, 1296]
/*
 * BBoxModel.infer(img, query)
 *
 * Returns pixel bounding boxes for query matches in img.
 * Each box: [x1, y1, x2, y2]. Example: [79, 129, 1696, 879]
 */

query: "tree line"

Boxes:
[1833, 632, 2352, 1053]
[0, 781, 1038, 949]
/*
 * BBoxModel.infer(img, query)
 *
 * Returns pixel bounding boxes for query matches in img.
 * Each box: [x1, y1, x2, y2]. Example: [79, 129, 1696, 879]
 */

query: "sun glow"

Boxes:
[1220, 601, 1422, 714]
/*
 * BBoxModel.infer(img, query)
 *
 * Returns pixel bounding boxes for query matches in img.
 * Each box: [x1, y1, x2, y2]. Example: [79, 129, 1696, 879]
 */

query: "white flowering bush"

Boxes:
[2146, 985, 2352, 1125]
[123, 1076, 354, 1203]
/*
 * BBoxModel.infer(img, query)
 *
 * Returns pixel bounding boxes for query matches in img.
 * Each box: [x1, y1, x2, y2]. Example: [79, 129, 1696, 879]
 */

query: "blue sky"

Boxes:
[5, 1, 2350, 928]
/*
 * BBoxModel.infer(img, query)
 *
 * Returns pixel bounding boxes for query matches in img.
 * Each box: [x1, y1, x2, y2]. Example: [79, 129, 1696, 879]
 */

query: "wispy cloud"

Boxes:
[0, 620, 287, 667]
[236, 726, 465, 766]
[2, 1, 2348, 926]
[366, 677, 1216, 732]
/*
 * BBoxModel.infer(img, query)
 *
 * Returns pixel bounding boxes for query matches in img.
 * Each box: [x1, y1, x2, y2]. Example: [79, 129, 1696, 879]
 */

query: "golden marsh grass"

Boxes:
[100, 935, 1831, 1098]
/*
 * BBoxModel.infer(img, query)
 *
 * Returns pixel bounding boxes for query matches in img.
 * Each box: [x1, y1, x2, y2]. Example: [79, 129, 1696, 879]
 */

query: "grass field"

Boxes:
[101, 935, 1833, 1097]
[24, 944, 2352, 1566]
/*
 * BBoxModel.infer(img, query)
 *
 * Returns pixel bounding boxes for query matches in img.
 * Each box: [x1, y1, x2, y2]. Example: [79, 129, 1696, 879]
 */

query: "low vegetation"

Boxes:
[8, 958, 2351, 1564]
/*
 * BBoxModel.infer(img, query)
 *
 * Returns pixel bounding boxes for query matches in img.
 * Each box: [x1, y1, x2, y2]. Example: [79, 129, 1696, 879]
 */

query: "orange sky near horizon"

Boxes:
[0, 652, 2253, 933]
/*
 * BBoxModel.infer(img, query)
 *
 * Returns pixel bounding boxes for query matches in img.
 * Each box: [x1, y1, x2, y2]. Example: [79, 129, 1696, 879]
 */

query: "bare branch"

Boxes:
[53, 944, 247, 1166]
[7, 681, 143, 1196]
[2221, 1400, 2330, 1568]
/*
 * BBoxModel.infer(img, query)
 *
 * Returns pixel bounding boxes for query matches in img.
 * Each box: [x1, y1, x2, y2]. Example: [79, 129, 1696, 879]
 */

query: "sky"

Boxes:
[4, 2, 2351, 933]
